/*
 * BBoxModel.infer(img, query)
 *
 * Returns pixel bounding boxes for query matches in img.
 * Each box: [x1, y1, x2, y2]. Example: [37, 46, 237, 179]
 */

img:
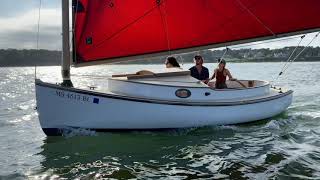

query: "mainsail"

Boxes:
[73, 0, 320, 66]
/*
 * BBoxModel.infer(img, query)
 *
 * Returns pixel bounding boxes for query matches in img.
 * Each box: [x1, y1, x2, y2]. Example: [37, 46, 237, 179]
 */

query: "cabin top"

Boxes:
[112, 68, 189, 79]
[111, 68, 208, 87]
[111, 68, 269, 89]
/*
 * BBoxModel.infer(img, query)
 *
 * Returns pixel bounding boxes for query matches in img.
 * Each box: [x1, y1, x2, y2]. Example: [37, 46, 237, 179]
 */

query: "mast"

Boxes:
[61, 0, 73, 87]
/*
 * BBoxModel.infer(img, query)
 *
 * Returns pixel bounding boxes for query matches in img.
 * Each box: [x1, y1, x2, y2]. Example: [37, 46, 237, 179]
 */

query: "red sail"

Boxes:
[73, 0, 320, 65]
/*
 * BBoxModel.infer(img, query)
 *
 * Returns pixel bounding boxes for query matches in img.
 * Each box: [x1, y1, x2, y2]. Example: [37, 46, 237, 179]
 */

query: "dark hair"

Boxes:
[166, 56, 180, 67]
[218, 58, 226, 65]
[194, 55, 202, 60]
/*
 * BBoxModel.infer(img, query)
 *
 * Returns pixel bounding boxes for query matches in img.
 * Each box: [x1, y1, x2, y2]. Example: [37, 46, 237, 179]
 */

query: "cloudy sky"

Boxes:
[0, 0, 61, 50]
[0, 0, 319, 51]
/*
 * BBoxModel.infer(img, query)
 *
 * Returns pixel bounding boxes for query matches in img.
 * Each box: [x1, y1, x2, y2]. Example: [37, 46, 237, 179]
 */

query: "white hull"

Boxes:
[35, 79, 292, 136]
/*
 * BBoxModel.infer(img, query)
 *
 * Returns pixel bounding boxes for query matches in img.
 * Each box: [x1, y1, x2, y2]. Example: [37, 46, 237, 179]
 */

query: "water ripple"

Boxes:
[1, 63, 320, 179]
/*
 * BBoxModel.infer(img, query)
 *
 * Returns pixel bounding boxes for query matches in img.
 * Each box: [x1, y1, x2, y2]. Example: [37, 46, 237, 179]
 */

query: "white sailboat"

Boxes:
[35, 0, 320, 136]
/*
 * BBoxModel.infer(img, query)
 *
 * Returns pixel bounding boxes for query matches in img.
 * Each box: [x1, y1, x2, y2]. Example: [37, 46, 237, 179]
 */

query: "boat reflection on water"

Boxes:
[37, 128, 243, 179]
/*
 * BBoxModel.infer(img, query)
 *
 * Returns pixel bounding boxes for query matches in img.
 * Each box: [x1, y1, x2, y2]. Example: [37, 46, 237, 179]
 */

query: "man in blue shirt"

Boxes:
[189, 55, 209, 84]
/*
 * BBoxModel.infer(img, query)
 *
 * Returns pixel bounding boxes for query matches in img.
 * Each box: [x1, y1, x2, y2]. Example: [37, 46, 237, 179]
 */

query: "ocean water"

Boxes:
[0, 62, 320, 179]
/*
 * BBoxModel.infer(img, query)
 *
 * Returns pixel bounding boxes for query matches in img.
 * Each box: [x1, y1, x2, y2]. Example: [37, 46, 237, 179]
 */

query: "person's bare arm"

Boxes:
[226, 69, 236, 81]
[210, 69, 217, 80]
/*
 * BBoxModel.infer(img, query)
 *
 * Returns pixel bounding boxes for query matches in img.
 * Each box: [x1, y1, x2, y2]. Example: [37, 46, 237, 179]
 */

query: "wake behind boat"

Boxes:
[35, 0, 320, 135]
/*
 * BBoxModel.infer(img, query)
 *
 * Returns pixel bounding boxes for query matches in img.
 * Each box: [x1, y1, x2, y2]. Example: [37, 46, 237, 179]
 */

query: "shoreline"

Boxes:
[1, 60, 320, 68]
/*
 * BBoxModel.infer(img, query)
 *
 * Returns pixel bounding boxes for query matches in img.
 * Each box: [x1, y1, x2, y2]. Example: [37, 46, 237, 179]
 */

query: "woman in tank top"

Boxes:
[209, 59, 236, 89]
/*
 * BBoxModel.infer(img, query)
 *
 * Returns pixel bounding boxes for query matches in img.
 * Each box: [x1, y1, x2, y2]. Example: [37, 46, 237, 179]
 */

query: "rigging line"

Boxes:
[235, 0, 275, 36]
[35, 0, 42, 80]
[272, 32, 320, 84]
[220, 47, 229, 59]
[180, 55, 184, 66]
[278, 35, 305, 75]
[281, 32, 319, 73]
[158, 0, 171, 55]
[81, 1, 165, 55]
[271, 35, 304, 83]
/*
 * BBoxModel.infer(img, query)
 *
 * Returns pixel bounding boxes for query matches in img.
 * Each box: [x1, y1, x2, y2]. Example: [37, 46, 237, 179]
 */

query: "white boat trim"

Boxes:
[35, 79, 292, 107]
[110, 78, 270, 90]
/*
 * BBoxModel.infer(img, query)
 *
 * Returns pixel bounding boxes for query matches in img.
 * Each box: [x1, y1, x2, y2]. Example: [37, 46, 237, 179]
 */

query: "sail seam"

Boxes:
[180, 0, 262, 49]
[158, 0, 171, 55]
[236, 0, 276, 37]
[81, 2, 164, 57]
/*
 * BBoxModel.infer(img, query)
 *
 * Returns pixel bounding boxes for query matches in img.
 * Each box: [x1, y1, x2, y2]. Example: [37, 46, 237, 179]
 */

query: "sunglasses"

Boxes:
[195, 57, 202, 60]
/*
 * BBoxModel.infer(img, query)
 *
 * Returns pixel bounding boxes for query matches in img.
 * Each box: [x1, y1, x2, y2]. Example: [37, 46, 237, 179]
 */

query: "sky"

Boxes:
[0, 0, 319, 51]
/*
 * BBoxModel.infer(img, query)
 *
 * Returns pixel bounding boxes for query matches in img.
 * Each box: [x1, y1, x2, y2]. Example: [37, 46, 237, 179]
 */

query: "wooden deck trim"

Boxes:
[112, 70, 191, 80]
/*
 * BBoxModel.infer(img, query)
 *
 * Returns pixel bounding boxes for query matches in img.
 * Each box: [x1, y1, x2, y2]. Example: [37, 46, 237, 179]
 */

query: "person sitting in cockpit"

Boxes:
[208, 59, 236, 89]
[165, 56, 181, 68]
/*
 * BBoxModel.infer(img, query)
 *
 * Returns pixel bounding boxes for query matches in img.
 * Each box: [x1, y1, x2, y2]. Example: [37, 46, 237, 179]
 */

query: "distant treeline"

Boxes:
[143, 46, 320, 64]
[0, 47, 320, 67]
[0, 49, 61, 67]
